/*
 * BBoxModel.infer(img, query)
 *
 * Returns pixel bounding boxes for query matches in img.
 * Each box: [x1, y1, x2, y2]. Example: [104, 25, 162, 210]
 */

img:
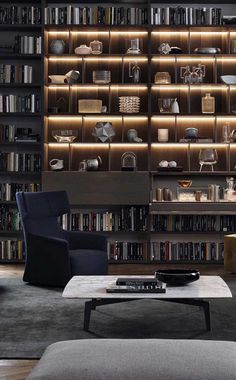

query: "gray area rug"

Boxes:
[0, 277, 236, 358]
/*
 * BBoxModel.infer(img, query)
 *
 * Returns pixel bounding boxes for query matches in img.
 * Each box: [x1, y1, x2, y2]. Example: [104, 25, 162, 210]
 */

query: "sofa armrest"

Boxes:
[65, 231, 107, 251]
[24, 233, 71, 287]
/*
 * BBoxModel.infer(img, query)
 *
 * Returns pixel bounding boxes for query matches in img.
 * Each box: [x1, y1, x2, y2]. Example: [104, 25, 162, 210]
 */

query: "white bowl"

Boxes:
[48, 75, 66, 84]
[74, 45, 92, 55]
[220, 75, 236, 84]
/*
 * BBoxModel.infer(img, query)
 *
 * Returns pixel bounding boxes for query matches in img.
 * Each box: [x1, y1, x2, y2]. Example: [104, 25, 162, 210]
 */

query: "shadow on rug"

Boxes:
[0, 277, 236, 358]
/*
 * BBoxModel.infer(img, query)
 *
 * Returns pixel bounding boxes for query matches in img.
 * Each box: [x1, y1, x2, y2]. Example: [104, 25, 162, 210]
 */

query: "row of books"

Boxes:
[0, 240, 24, 261]
[0, 6, 41, 25]
[151, 215, 236, 232]
[0, 153, 41, 172]
[151, 7, 223, 25]
[108, 241, 147, 261]
[0, 124, 16, 143]
[61, 207, 148, 232]
[151, 241, 224, 262]
[14, 35, 42, 55]
[0, 207, 20, 231]
[0, 125, 40, 143]
[0, 94, 40, 113]
[0, 64, 33, 84]
[44, 6, 148, 25]
[0, 183, 40, 201]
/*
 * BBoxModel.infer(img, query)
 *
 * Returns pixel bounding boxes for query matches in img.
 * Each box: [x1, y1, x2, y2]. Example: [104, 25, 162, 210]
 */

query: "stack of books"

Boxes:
[151, 7, 222, 25]
[108, 241, 147, 261]
[0, 152, 41, 172]
[151, 241, 224, 262]
[45, 6, 148, 25]
[63, 206, 148, 232]
[0, 207, 21, 231]
[0, 240, 24, 261]
[0, 5, 42, 25]
[0, 94, 40, 113]
[14, 35, 42, 55]
[151, 214, 236, 232]
[106, 277, 166, 293]
[0, 183, 40, 201]
[0, 64, 33, 84]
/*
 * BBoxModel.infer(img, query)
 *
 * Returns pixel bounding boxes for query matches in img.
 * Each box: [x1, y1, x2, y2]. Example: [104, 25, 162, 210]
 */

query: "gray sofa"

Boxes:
[27, 339, 236, 380]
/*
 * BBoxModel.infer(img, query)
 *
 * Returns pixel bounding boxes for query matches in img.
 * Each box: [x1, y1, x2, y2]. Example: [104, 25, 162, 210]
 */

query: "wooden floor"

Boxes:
[0, 360, 38, 380]
[1, 263, 235, 379]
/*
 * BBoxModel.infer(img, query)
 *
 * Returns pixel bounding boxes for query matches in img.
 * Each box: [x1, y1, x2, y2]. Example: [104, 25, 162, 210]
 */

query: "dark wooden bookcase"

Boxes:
[0, 0, 43, 262]
[2, 0, 236, 272]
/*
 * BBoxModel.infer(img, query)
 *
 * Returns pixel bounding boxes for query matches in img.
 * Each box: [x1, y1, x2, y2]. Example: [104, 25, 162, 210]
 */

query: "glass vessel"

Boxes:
[222, 124, 231, 143]
[158, 98, 174, 113]
[202, 93, 215, 114]
[89, 40, 103, 54]
[129, 62, 141, 83]
[121, 152, 137, 171]
[225, 177, 235, 201]
[180, 66, 192, 84]
[198, 149, 218, 171]
[126, 38, 142, 54]
[154, 72, 171, 84]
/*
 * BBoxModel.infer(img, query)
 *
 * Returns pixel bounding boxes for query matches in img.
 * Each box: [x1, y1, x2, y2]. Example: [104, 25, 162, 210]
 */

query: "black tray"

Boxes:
[157, 166, 183, 172]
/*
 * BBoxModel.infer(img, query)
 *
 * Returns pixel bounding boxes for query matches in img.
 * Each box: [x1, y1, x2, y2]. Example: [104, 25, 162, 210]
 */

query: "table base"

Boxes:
[83, 298, 211, 332]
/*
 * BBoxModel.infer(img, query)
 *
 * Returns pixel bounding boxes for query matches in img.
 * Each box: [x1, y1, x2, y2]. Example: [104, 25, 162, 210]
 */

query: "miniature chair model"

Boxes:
[16, 191, 108, 287]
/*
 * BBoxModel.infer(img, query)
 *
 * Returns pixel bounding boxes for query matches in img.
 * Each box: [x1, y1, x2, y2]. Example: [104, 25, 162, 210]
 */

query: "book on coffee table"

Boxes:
[116, 278, 161, 286]
[106, 285, 166, 293]
[107, 278, 166, 293]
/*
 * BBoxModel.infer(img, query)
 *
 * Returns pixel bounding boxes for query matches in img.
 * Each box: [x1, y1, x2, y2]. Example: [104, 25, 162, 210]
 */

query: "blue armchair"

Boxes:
[16, 191, 108, 287]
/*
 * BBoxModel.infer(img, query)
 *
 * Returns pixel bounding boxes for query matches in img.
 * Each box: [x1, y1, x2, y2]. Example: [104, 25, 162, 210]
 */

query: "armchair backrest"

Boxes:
[16, 191, 70, 239]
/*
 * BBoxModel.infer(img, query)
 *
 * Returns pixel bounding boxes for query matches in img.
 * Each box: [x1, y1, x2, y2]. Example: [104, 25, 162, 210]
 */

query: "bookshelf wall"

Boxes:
[0, 0, 43, 262]
[2, 0, 236, 269]
[43, 0, 236, 270]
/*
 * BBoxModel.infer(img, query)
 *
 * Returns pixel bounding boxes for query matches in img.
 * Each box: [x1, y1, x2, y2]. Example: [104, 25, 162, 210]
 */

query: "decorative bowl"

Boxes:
[178, 180, 192, 188]
[155, 269, 200, 286]
[220, 75, 236, 85]
[52, 129, 78, 143]
[74, 45, 92, 55]
[194, 47, 221, 54]
[48, 75, 66, 84]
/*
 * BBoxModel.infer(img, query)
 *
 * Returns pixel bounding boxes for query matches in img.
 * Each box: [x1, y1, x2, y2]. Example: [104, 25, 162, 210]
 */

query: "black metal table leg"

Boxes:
[84, 300, 93, 331]
[83, 298, 135, 331]
[156, 298, 211, 331]
[201, 300, 211, 331]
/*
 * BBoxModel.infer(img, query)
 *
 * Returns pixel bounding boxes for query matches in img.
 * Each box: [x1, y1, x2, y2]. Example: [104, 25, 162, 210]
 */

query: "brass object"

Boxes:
[178, 180, 192, 188]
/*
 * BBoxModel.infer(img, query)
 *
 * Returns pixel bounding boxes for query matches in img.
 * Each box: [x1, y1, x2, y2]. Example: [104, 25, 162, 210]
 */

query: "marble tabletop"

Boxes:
[62, 275, 232, 300]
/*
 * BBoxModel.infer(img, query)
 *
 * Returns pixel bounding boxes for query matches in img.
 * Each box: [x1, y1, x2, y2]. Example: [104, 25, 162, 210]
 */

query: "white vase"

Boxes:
[171, 98, 180, 113]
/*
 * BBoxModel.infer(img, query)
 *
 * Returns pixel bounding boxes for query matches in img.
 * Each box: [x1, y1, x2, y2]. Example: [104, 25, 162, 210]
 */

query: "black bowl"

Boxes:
[155, 269, 200, 286]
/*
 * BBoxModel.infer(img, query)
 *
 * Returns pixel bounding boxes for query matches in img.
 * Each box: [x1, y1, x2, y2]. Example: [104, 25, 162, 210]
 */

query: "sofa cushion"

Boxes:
[26, 339, 236, 380]
[69, 249, 108, 275]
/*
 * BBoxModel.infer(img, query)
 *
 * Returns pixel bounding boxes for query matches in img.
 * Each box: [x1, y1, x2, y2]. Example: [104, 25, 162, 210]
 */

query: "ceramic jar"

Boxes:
[49, 39, 66, 54]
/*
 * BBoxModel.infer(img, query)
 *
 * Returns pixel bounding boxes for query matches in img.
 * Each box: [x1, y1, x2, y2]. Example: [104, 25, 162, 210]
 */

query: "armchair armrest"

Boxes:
[65, 231, 107, 251]
[24, 233, 71, 287]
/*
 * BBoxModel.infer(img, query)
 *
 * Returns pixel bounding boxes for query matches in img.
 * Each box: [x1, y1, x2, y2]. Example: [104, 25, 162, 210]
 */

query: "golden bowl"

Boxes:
[178, 180, 192, 188]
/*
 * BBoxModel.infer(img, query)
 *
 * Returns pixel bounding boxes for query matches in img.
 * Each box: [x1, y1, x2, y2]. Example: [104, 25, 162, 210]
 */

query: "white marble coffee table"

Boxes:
[63, 275, 232, 331]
